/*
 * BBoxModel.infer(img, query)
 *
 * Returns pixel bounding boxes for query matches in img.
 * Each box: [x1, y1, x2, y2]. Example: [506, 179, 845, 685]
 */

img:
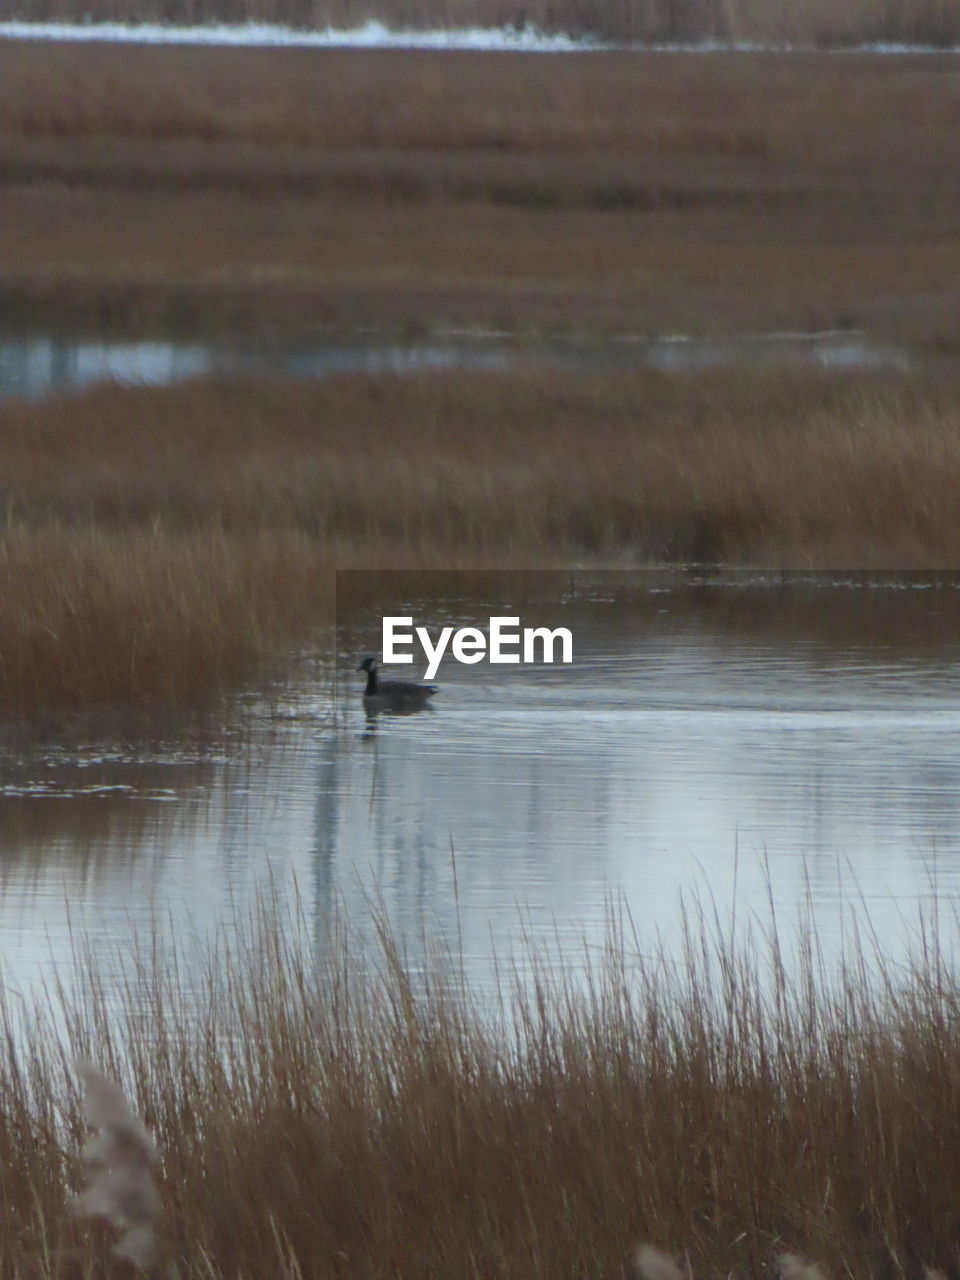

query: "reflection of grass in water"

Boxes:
[3, 363, 960, 710]
[5, 893, 960, 1277]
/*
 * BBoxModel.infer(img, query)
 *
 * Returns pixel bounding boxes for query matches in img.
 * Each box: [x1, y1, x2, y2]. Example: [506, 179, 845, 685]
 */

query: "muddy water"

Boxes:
[3, 571, 960, 1006]
[0, 330, 910, 401]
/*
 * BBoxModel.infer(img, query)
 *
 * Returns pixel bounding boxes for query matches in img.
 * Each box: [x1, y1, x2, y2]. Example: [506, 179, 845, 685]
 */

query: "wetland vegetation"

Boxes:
[3, 366, 960, 711]
[6, 901, 960, 1279]
[3, 22, 960, 1280]
[1, 42, 958, 719]
[0, 39, 958, 715]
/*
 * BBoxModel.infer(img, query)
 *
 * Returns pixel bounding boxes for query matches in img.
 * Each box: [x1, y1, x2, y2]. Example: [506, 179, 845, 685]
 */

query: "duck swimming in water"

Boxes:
[357, 656, 438, 713]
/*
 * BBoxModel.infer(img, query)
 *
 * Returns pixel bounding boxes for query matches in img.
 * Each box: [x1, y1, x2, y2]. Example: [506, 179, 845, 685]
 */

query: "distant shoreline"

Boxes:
[1, 18, 960, 52]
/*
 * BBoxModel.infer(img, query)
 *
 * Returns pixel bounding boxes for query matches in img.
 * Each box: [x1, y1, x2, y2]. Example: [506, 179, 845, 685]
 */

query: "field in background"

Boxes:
[8, 365, 960, 567]
[2, 40, 959, 712]
[2, 0, 960, 45]
[1, 43, 959, 342]
[3, 364, 960, 711]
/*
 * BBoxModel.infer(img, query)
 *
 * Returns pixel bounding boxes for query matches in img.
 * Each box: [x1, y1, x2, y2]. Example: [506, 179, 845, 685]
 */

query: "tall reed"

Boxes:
[0, 524, 332, 712]
[5, 366, 960, 716]
[2, 364, 960, 711]
[5, 366, 960, 566]
[3, 892, 960, 1277]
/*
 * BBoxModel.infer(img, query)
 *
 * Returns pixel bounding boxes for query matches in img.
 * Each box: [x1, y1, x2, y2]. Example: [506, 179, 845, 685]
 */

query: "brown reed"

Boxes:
[1, 362, 959, 711]
[3, 893, 960, 1278]
[0, 523, 332, 712]
[4, 364, 959, 565]
[1, 44, 959, 344]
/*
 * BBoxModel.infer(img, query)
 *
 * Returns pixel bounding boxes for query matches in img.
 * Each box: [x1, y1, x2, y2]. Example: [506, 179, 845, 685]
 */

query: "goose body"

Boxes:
[357, 656, 438, 713]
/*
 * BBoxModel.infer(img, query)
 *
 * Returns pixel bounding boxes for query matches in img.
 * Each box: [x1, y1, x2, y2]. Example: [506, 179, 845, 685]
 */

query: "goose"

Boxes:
[356, 656, 438, 714]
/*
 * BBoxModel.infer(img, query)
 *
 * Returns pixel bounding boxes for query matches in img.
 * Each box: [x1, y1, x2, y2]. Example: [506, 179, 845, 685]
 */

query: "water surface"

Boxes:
[0, 330, 910, 402]
[2, 20, 958, 52]
[3, 572, 960, 1007]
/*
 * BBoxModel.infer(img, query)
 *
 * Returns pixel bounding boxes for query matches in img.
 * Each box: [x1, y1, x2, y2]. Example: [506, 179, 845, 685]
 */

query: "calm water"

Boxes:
[0, 330, 910, 401]
[3, 571, 960, 1005]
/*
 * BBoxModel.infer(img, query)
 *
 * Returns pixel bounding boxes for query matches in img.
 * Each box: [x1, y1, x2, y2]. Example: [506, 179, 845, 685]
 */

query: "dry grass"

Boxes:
[1, 363, 959, 711]
[4, 896, 960, 1278]
[5, 365, 960, 566]
[0, 525, 331, 711]
[3, 41, 960, 711]
[1, 45, 960, 341]
[2, 0, 960, 45]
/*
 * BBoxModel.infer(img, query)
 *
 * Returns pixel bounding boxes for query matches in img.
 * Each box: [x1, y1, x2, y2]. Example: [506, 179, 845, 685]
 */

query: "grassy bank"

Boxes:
[2, 44, 960, 341]
[6, 365, 960, 565]
[0, 525, 331, 711]
[4, 897, 960, 1278]
[4, 38, 960, 712]
[3, 0, 960, 46]
[1, 364, 959, 711]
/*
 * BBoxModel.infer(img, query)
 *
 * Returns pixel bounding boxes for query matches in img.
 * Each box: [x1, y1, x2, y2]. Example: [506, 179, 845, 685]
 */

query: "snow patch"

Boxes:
[2, 19, 957, 52]
[0, 17, 602, 50]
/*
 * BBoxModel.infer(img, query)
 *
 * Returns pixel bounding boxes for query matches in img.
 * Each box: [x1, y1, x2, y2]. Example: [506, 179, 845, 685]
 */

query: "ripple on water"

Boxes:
[4, 572, 960, 1009]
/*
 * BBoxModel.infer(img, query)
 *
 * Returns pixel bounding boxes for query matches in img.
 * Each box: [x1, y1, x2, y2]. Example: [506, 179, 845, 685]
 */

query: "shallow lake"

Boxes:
[4, 570, 960, 1009]
[0, 329, 911, 401]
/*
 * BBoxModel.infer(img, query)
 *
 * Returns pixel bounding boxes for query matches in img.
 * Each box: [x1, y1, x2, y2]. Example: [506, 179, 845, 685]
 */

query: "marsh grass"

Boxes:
[4, 41, 958, 714]
[2, 363, 960, 710]
[5, 365, 960, 562]
[4, 893, 960, 1277]
[0, 524, 332, 711]
[3, 45, 960, 344]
